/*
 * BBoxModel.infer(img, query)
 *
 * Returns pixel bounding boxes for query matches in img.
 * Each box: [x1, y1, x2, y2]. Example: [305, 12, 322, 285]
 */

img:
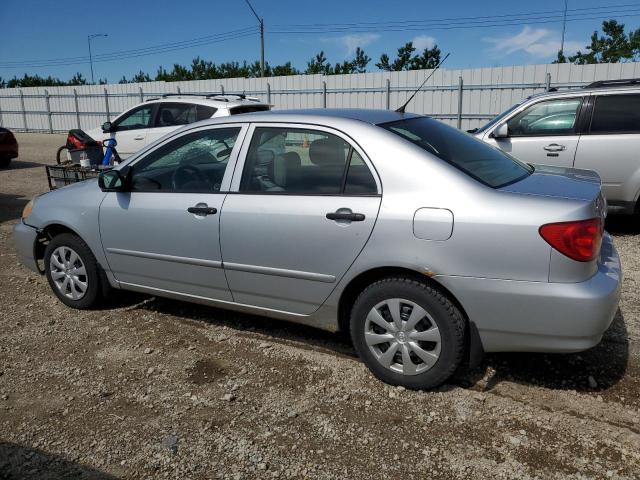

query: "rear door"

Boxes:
[145, 103, 218, 146]
[574, 92, 640, 209]
[220, 124, 381, 315]
[485, 97, 584, 168]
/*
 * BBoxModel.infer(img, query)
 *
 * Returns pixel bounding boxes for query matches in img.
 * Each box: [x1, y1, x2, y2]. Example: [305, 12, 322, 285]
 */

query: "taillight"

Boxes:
[539, 218, 603, 262]
[67, 134, 85, 150]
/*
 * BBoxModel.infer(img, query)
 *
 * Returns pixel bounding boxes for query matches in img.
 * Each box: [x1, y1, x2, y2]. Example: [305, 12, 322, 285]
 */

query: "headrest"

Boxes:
[309, 138, 345, 166]
[161, 109, 174, 125]
[255, 149, 275, 166]
[273, 152, 302, 186]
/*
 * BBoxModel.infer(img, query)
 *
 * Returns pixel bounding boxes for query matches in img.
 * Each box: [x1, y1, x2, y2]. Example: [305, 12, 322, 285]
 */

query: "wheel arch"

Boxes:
[337, 266, 470, 335]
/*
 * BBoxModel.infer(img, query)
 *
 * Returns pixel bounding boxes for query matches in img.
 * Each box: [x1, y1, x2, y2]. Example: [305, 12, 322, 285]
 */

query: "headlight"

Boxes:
[22, 199, 34, 220]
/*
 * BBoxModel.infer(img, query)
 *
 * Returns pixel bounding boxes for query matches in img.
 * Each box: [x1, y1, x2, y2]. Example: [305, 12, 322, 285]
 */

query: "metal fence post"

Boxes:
[0, 99, 3, 127]
[19, 90, 28, 132]
[456, 76, 464, 130]
[322, 81, 327, 108]
[139, 87, 144, 102]
[545, 72, 552, 91]
[220, 84, 225, 95]
[177, 86, 181, 94]
[385, 78, 391, 110]
[73, 89, 80, 129]
[45, 89, 53, 133]
[104, 88, 110, 122]
[267, 82, 271, 104]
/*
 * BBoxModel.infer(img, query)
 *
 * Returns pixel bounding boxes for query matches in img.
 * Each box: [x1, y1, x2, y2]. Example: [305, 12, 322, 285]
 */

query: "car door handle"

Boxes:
[543, 143, 566, 152]
[187, 206, 217, 216]
[326, 212, 365, 222]
[133, 135, 145, 140]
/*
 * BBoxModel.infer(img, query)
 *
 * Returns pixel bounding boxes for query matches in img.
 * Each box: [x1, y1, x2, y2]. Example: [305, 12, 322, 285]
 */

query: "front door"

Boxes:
[99, 125, 246, 300]
[220, 124, 381, 315]
[485, 97, 584, 168]
[107, 104, 154, 158]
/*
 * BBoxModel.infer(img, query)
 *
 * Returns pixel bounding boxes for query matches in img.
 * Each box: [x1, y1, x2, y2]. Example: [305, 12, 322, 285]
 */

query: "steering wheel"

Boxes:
[171, 163, 213, 191]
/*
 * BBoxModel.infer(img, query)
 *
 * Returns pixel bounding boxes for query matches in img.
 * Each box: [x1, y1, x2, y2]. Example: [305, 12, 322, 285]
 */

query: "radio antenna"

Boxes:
[395, 53, 450, 113]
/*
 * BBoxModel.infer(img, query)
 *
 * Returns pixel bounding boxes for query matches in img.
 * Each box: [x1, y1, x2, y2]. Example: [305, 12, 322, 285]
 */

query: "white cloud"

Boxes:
[412, 35, 436, 51]
[484, 26, 583, 59]
[321, 33, 380, 56]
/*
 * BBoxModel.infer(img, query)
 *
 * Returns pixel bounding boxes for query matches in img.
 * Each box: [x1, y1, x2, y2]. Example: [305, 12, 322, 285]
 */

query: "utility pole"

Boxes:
[560, 0, 568, 58]
[88, 33, 108, 84]
[244, 0, 265, 77]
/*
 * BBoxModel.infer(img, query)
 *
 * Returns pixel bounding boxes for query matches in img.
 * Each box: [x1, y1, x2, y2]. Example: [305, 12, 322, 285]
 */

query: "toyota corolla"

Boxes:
[14, 109, 622, 389]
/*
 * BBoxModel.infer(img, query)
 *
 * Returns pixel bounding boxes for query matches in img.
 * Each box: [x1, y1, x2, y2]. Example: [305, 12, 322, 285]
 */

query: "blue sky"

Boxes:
[1, 0, 639, 82]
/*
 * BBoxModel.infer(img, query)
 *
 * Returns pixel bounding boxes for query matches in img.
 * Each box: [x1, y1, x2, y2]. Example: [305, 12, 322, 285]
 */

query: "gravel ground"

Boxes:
[1, 133, 639, 479]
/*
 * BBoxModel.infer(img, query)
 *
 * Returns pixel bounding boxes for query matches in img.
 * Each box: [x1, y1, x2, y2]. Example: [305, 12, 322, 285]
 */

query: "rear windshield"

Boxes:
[230, 105, 271, 115]
[381, 117, 533, 188]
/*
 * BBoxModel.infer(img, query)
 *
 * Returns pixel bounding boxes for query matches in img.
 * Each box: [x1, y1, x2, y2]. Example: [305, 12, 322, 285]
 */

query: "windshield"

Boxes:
[381, 117, 533, 188]
[474, 103, 521, 134]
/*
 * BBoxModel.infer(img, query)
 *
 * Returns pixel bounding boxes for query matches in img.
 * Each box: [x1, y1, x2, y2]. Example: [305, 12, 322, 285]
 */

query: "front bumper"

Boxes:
[435, 233, 622, 353]
[13, 220, 40, 274]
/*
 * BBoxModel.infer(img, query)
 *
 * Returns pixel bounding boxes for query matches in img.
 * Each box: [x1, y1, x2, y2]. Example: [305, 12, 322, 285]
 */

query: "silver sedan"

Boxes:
[14, 109, 622, 389]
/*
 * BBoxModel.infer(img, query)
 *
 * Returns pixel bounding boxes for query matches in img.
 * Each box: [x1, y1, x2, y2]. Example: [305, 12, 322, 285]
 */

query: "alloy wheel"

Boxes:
[49, 246, 88, 300]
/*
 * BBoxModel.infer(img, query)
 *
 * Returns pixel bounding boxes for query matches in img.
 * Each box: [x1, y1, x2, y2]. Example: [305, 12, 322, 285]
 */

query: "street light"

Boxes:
[88, 33, 108, 84]
[244, 0, 265, 77]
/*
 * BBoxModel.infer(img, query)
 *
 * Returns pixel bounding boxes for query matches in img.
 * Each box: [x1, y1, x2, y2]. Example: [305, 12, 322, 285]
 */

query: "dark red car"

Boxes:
[0, 127, 18, 167]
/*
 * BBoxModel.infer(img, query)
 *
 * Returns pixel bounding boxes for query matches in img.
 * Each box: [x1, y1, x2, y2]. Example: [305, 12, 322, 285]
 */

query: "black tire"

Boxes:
[44, 233, 102, 309]
[350, 277, 466, 390]
[56, 146, 68, 164]
[0, 156, 10, 168]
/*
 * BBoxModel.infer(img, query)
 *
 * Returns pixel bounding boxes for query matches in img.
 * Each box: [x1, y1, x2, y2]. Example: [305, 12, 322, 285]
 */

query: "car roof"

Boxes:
[144, 95, 270, 109]
[525, 84, 640, 102]
[191, 108, 421, 126]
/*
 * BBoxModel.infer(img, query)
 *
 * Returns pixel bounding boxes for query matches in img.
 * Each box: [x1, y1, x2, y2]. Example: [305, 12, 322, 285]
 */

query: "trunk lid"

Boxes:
[500, 164, 602, 203]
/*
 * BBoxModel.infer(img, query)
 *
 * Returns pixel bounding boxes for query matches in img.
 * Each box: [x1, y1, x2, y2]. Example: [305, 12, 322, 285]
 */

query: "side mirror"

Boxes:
[98, 169, 127, 192]
[102, 121, 114, 133]
[492, 123, 509, 138]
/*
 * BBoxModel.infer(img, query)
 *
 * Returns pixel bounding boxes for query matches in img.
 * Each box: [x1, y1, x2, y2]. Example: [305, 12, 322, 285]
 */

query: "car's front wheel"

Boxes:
[44, 233, 102, 309]
[350, 277, 466, 389]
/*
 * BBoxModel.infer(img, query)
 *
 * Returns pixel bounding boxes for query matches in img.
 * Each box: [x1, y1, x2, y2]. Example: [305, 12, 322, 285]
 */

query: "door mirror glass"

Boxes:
[98, 169, 126, 191]
[492, 123, 509, 138]
[102, 121, 114, 133]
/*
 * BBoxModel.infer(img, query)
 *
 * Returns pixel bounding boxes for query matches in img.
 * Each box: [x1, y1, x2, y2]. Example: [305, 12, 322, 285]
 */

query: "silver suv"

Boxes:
[473, 78, 640, 215]
[14, 109, 621, 389]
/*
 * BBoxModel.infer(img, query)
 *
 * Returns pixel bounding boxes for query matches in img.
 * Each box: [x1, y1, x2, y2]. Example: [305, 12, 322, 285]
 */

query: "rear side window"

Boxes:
[381, 117, 532, 188]
[230, 105, 270, 115]
[196, 105, 217, 121]
[156, 103, 197, 127]
[240, 127, 377, 195]
[507, 98, 582, 136]
[590, 94, 640, 134]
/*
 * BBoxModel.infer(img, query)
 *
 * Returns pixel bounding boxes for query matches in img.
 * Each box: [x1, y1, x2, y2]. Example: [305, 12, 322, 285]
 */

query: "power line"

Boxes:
[272, 2, 640, 28]
[0, 27, 259, 69]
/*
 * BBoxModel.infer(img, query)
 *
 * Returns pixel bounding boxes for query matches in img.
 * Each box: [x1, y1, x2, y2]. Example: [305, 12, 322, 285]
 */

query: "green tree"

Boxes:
[272, 62, 300, 76]
[377, 42, 441, 71]
[352, 47, 371, 73]
[569, 20, 640, 64]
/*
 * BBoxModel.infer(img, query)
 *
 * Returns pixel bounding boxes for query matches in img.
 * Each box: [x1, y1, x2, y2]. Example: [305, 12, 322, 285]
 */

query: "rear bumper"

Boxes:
[13, 221, 40, 274]
[435, 233, 622, 353]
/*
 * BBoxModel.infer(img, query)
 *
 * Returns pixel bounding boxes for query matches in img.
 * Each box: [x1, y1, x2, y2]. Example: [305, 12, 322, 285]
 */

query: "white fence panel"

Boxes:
[1, 62, 639, 133]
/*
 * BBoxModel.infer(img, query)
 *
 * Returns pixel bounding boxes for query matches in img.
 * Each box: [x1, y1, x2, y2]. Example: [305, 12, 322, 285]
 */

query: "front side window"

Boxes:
[590, 94, 640, 134]
[382, 117, 532, 188]
[131, 127, 240, 192]
[115, 105, 153, 131]
[507, 98, 582, 136]
[239, 127, 377, 194]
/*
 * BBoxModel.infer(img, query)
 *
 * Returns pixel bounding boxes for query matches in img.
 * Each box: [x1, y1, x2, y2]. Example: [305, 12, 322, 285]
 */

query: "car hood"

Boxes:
[499, 164, 602, 202]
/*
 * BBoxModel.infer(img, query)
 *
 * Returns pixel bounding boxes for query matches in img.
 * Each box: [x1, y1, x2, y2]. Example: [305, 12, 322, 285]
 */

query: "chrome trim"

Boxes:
[223, 261, 336, 283]
[106, 248, 222, 268]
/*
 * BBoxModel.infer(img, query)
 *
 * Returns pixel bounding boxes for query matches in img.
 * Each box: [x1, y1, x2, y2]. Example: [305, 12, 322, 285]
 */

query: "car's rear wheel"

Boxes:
[44, 233, 102, 309]
[350, 277, 466, 389]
